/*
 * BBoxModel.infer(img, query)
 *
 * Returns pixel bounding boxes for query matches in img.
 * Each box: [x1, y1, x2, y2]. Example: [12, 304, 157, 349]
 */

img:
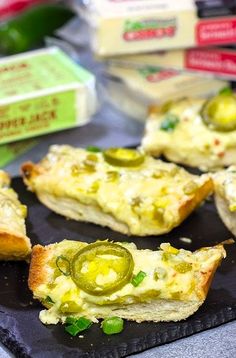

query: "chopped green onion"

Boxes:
[131, 271, 147, 287]
[219, 87, 233, 95]
[86, 146, 101, 153]
[56, 255, 71, 276]
[65, 317, 78, 325]
[160, 114, 179, 132]
[65, 316, 92, 336]
[101, 317, 124, 335]
[44, 296, 54, 305]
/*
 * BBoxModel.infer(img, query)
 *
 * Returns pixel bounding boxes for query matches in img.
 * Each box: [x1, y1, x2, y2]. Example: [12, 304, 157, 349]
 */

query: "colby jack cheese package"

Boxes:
[105, 65, 228, 121]
[0, 47, 97, 145]
[109, 46, 236, 81]
[76, 0, 236, 56]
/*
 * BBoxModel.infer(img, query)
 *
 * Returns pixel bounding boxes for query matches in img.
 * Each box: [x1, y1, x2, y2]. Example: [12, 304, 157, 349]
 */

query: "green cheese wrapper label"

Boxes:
[0, 138, 38, 168]
[0, 91, 77, 144]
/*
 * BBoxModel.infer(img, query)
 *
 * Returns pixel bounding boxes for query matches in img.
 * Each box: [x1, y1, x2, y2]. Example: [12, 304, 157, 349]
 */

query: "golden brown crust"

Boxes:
[21, 162, 39, 190]
[179, 177, 213, 223]
[0, 232, 31, 260]
[28, 244, 50, 292]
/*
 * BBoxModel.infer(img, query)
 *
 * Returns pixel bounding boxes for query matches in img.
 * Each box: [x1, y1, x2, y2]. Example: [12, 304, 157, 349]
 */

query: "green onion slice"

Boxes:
[56, 255, 71, 276]
[65, 316, 92, 336]
[131, 271, 147, 287]
[160, 114, 179, 132]
[101, 317, 124, 335]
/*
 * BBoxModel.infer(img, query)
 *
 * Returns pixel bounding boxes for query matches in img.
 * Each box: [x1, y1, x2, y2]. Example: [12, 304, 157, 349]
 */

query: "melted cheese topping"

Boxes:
[35, 240, 225, 324]
[28, 145, 210, 236]
[142, 99, 236, 171]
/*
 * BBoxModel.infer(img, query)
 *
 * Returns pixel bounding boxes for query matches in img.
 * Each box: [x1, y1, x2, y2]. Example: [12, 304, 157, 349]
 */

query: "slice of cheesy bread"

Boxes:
[213, 166, 236, 236]
[29, 239, 226, 324]
[142, 97, 236, 171]
[21, 145, 212, 237]
[0, 170, 31, 260]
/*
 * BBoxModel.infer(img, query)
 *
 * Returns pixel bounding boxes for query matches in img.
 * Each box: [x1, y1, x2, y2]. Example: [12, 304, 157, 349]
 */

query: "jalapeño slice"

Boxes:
[103, 148, 145, 167]
[71, 242, 134, 296]
[201, 94, 236, 132]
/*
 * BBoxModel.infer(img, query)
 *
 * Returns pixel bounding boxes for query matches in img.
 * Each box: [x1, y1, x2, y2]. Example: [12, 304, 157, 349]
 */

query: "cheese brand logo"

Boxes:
[123, 18, 177, 41]
[139, 67, 178, 82]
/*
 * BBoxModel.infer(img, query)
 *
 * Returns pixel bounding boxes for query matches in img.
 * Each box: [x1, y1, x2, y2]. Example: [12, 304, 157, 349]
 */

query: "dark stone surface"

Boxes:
[0, 177, 235, 358]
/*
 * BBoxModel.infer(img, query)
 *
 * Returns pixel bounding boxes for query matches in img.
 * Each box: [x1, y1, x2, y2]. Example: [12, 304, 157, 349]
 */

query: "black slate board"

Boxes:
[0, 177, 236, 358]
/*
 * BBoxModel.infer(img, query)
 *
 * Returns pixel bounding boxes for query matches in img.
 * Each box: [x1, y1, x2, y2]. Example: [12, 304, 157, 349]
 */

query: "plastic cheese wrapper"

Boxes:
[0, 138, 38, 168]
[104, 65, 229, 121]
[108, 47, 236, 81]
[75, 0, 236, 57]
[0, 47, 97, 145]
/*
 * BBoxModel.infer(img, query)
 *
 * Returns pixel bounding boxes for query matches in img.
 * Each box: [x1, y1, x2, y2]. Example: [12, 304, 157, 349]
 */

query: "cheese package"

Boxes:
[142, 92, 236, 171]
[0, 170, 31, 260]
[0, 47, 97, 145]
[0, 138, 38, 168]
[105, 65, 228, 121]
[108, 46, 236, 81]
[75, 0, 236, 56]
[29, 239, 226, 324]
[22, 145, 213, 237]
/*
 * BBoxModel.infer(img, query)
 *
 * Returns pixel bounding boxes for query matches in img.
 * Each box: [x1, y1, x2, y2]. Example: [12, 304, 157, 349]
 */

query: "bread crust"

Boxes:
[22, 146, 213, 236]
[28, 241, 226, 324]
[28, 244, 50, 292]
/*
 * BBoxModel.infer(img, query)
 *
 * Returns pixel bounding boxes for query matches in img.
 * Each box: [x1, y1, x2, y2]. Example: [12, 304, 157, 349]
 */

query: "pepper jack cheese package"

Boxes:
[22, 145, 212, 237]
[105, 65, 228, 121]
[76, 0, 236, 56]
[108, 47, 236, 81]
[28, 239, 227, 324]
[0, 138, 38, 168]
[0, 170, 31, 260]
[142, 92, 236, 171]
[0, 47, 97, 145]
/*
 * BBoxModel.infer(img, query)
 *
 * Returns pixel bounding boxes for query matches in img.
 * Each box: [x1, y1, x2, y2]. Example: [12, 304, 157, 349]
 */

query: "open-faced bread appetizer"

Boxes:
[142, 91, 236, 171]
[22, 145, 212, 236]
[0, 170, 31, 260]
[213, 166, 236, 236]
[29, 239, 226, 325]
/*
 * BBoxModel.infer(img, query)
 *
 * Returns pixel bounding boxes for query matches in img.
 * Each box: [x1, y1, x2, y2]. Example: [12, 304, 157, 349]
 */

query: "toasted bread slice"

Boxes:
[22, 145, 212, 236]
[213, 166, 236, 236]
[0, 170, 31, 260]
[142, 98, 236, 171]
[29, 239, 226, 324]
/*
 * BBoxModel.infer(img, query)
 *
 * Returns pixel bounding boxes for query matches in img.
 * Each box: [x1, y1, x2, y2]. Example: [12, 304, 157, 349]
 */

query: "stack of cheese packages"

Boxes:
[76, 0, 236, 120]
